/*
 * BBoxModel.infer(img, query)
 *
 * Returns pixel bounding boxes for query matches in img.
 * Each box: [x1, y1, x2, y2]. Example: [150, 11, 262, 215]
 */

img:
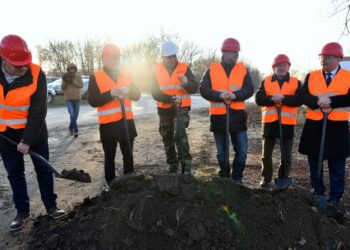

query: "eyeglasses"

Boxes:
[319, 56, 337, 61]
[13, 64, 28, 69]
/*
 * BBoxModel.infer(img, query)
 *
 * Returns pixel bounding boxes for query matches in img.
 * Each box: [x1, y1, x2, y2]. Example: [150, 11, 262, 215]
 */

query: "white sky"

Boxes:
[1, 0, 349, 74]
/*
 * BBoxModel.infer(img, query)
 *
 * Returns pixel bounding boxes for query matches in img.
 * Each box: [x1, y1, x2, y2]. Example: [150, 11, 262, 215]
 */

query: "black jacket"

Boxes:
[151, 62, 199, 117]
[88, 67, 140, 142]
[255, 73, 302, 139]
[0, 59, 48, 146]
[298, 67, 350, 159]
[200, 61, 254, 133]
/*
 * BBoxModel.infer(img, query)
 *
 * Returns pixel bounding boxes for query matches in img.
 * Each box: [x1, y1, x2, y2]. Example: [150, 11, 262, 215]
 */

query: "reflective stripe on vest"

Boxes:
[261, 76, 299, 125]
[0, 63, 40, 131]
[306, 69, 350, 121]
[94, 69, 134, 124]
[155, 62, 191, 109]
[209, 63, 247, 115]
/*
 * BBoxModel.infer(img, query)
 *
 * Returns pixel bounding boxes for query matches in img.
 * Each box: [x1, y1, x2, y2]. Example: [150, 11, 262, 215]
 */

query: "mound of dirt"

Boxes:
[23, 173, 350, 250]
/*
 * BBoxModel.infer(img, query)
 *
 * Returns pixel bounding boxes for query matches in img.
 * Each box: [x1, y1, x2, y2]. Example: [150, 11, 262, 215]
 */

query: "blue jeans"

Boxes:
[66, 100, 80, 133]
[214, 131, 248, 181]
[0, 138, 57, 212]
[308, 157, 346, 203]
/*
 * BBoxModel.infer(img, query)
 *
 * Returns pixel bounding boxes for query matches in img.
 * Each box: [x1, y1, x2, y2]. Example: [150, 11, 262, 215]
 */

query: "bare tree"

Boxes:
[331, 0, 350, 37]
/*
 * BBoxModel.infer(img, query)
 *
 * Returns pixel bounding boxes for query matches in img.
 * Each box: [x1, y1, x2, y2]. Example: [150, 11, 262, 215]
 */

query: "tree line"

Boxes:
[36, 32, 262, 91]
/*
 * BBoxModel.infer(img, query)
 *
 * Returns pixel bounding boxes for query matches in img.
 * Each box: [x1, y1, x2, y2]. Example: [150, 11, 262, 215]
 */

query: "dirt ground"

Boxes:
[0, 104, 350, 249]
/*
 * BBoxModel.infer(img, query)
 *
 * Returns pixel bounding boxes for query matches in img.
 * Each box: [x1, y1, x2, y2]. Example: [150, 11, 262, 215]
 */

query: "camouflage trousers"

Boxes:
[159, 108, 192, 173]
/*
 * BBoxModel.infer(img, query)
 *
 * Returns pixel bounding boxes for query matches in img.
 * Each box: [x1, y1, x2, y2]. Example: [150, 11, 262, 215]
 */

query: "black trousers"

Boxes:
[102, 138, 134, 185]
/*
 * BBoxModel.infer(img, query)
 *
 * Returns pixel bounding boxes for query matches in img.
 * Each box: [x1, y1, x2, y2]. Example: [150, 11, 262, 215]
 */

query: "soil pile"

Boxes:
[24, 173, 350, 250]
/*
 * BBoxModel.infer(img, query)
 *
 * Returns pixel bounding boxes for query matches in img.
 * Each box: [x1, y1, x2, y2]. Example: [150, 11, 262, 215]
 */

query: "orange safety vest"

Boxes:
[209, 63, 247, 115]
[261, 76, 299, 125]
[94, 69, 134, 124]
[154, 62, 191, 109]
[306, 69, 350, 121]
[0, 63, 40, 132]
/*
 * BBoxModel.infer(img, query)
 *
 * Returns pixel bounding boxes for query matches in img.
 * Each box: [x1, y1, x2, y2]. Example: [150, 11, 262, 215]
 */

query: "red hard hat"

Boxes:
[221, 38, 240, 52]
[319, 42, 343, 58]
[272, 54, 291, 67]
[0, 35, 32, 66]
[101, 43, 120, 58]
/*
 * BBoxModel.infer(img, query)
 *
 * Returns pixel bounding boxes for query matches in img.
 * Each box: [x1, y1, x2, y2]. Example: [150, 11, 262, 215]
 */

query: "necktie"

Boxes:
[326, 72, 332, 86]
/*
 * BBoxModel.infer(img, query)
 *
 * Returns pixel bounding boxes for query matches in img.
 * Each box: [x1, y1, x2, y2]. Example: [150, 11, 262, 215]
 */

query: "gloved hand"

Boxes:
[63, 73, 74, 83]
[172, 95, 182, 106]
[178, 75, 188, 87]
[110, 86, 130, 99]
[271, 94, 284, 104]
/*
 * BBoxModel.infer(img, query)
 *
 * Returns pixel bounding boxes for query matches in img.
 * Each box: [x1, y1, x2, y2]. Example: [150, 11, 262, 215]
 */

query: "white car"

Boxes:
[47, 79, 63, 96]
[48, 76, 89, 97]
[47, 87, 56, 104]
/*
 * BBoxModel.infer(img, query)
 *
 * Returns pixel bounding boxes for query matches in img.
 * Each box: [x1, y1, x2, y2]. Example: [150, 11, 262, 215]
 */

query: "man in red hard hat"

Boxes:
[88, 43, 140, 189]
[0, 35, 66, 231]
[298, 42, 350, 206]
[255, 54, 302, 188]
[200, 38, 254, 183]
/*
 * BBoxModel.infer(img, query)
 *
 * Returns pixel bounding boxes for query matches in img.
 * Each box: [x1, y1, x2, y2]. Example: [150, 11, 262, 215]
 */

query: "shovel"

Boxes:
[119, 97, 134, 172]
[0, 133, 91, 183]
[175, 101, 186, 174]
[315, 109, 330, 211]
[274, 106, 294, 188]
[223, 102, 231, 178]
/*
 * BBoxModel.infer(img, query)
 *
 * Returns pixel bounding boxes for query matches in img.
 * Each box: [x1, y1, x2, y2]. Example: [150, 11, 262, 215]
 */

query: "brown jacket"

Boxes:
[61, 63, 83, 100]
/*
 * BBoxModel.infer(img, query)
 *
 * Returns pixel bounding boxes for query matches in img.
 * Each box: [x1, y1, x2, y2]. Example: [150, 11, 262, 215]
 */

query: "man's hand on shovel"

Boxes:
[110, 86, 130, 99]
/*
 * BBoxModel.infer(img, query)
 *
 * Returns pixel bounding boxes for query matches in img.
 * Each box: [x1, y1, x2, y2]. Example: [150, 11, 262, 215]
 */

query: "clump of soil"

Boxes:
[24, 173, 349, 250]
[61, 168, 91, 183]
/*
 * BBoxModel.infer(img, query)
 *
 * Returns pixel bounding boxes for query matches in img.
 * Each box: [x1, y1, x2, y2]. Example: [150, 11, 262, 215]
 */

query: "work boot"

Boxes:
[168, 164, 178, 174]
[10, 212, 30, 232]
[259, 179, 271, 189]
[233, 179, 244, 186]
[47, 207, 66, 220]
[73, 131, 79, 138]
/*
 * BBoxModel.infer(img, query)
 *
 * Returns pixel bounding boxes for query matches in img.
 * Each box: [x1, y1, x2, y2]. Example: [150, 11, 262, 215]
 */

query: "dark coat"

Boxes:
[0, 59, 48, 146]
[298, 68, 350, 160]
[255, 73, 302, 139]
[199, 61, 254, 134]
[88, 67, 140, 143]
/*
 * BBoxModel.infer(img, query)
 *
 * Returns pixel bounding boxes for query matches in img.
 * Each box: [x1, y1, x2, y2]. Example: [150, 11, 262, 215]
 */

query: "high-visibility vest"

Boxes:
[94, 69, 134, 124]
[154, 62, 191, 109]
[209, 63, 246, 115]
[0, 63, 40, 132]
[261, 75, 299, 125]
[306, 69, 350, 121]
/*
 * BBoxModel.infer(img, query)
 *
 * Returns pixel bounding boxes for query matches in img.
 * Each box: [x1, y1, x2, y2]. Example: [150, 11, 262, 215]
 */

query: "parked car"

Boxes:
[47, 79, 63, 95]
[81, 76, 89, 99]
[48, 76, 89, 97]
[47, 87, 56, 104]
[46, 76, 60, 84]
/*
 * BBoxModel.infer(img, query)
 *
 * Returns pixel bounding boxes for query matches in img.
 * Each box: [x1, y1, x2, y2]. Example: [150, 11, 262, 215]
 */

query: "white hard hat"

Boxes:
[160, 41, 178, 57]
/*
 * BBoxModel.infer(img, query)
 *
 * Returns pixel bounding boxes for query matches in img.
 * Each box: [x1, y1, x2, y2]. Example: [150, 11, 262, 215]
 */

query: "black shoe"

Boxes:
[73, 131, 79, 138]
[10, 212, 30, 232]
[47, 208, 66, 220]
[260, 179, 271, 188]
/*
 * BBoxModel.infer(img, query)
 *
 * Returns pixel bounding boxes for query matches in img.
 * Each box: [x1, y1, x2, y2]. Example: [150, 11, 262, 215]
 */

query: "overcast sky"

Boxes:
[1, 0, 348, 74]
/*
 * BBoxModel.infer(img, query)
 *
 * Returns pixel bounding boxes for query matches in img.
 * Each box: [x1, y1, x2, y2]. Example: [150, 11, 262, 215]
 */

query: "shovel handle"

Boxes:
[0, 133, 62, 177]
